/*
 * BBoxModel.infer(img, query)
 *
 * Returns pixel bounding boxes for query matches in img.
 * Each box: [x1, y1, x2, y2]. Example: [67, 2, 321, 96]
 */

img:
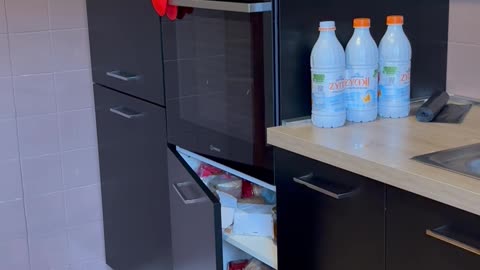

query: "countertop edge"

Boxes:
[267, 128, 480, 217]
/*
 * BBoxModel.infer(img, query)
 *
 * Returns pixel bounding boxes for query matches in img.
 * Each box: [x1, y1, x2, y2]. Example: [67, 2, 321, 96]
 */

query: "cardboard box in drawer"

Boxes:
[233, 204, 274, 238]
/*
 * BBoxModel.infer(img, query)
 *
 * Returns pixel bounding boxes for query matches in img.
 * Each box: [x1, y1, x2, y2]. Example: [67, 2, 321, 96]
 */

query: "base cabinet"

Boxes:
[386, 187, 480, 270]
[275, 149, 385, 270]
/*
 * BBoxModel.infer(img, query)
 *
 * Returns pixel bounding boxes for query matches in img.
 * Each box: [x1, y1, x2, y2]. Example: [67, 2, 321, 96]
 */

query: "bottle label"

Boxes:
[379, 63, 411, 106]
[345, 68, 378, 111]
[311, 70, 346, 114]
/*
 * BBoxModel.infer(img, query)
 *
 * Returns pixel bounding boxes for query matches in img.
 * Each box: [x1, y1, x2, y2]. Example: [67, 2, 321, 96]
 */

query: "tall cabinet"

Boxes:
[86, 0, 171, 269]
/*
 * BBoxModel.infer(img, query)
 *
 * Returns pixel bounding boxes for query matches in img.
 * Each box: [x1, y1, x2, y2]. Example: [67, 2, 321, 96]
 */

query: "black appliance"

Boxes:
[162, 0, 276, 182]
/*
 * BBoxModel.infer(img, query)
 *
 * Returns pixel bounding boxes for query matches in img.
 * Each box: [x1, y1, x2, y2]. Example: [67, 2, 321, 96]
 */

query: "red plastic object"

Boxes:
[151, 0, 167, 16]
[228, 260, 249, 270]
[166, 4, 178, 21]
[241, 180, 254, 199]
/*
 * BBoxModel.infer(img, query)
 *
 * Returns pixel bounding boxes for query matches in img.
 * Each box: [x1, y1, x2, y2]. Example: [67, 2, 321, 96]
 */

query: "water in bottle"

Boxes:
[378, 15, 412, 118]
[310, 21, 346, 128]
[345, 18, 379, 123]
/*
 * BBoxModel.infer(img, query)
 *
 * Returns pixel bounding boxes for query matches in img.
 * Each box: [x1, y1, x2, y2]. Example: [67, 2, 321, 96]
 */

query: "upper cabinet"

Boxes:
[86, 0, 165, 105]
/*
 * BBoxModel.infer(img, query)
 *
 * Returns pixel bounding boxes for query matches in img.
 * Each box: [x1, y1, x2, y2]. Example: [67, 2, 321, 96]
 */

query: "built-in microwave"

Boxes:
[162, 0, 276, 182]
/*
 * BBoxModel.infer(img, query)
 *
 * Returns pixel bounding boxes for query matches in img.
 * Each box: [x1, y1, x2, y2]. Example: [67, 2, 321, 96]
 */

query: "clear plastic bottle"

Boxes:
[345, 18, 379, 123]
[378, 15, 412, 118]
[310, 21, 346, 128]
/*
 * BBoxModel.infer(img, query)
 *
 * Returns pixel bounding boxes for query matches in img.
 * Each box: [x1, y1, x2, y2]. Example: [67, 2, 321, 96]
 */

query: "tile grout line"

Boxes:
[3, 0, 32, 268]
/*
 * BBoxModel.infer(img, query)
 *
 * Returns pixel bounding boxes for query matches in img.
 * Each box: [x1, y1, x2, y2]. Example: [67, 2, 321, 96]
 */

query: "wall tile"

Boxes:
[0, 238, 29, 270]
[52, 29, 90, 72]
[0, 34, 11, 76]
[65, 185, 102, 227]
[25, 192, 66, 235]
[55, 69, 93, 112]
[17, 114, 59, 158]
[14, 74, 56, 117]
[49, 0, 87, 30]
[0, 118, 19, 160]
[59, 109, 96, 151]
[29, 230, 69, 270]
[9, 31, 53, 76]
[447, 42, 480, 99]
[0, 77, 15, 119]
[62, 148, 100, 189]
[449, 0, 480, 45]
[4, 0, 49, 33]
[68, 222, 105, 264]
[22, 154, 63, 198]
[0, 200, 27, 242]
[0, 159, 22, 202]
[0, 0, 6, 34]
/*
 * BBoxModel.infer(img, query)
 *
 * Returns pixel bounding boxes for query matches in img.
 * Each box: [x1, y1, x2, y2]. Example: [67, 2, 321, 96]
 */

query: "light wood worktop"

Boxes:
[267, 106, 480, 216]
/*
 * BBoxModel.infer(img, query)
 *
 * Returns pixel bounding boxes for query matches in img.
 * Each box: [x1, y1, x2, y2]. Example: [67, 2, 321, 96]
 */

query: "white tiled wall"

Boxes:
[0, 0, 108, 269]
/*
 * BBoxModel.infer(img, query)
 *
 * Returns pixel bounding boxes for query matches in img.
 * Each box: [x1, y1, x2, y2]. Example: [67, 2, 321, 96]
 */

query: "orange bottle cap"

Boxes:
[353, 18, 371, 28]
[387, 15, 404, 25]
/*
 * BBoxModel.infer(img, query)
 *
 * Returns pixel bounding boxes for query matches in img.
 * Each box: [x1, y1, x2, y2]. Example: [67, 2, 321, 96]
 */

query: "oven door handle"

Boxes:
[168, 0, 272, 13]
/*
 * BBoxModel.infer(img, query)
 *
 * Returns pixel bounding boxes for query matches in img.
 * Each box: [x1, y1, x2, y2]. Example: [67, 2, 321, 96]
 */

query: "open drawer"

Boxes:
[167, 146, 277, 270]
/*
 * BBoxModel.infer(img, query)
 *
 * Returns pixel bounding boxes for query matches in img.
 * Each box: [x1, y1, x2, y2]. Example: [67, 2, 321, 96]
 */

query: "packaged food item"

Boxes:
[233, 204, 275, 238]
[228, 260, 249, 270]
[203, 174, 243, 198]
[245, 259, 274, 270]
[241, 181, 255, 199]
[198, 163, 223, 179]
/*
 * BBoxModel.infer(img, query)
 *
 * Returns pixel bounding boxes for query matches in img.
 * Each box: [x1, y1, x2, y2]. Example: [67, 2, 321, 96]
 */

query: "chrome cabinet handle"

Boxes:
[109, 107, 144, 119]
[168, 0, 272, 13]
[173, 182, 208, 205]
[106, 70, 140, 81]
[426, 226, 480, 256]
[293, 173, 356, 200]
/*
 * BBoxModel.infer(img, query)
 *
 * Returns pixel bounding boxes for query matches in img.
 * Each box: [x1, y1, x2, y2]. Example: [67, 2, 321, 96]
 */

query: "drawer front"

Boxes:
[275, 148, 385, 270]
[87, 0, 165, 105]
[387, 187, 480, 270]
[168, 148, 222, 270]
[94, 85, 171, 269]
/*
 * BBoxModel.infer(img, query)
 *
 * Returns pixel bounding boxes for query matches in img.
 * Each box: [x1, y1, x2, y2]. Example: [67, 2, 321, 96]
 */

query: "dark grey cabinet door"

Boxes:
[167, 148, 222, 270]
[275, 148, 385, 270]
[387, 187, 480, 270]
[94, 85, 171, 269]
[87, 0, 165, 105]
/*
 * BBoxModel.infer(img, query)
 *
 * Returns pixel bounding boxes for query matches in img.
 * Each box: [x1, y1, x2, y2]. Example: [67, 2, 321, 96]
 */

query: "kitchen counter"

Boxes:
[267, 105, 480, 216]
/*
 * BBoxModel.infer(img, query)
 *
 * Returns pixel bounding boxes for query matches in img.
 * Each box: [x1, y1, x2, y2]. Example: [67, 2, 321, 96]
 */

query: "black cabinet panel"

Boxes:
[87, 0, 165, 105]
[387, 187, 480, 270]
[167, 148, 222, 270]
[94, 85, 171, 269]
[275, 149, 385, 270]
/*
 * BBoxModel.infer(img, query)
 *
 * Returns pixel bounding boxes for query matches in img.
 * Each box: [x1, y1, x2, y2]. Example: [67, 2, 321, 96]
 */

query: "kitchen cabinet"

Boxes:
[274, 148, 385, 270]
[87, 0, 165, 105]
[94, 85, 171, 269]
[386, 186, 480, 270]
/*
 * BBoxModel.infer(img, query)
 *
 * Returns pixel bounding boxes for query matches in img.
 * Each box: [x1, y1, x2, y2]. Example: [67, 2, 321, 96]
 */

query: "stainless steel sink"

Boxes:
[413, 143, 480, 180]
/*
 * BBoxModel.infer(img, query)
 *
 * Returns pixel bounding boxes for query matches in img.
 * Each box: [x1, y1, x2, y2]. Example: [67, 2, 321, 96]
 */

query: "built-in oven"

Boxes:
[161, 0, 275, 182]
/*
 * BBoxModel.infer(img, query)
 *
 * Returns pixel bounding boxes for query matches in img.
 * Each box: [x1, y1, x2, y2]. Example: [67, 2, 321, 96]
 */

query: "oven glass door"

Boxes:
[163, 1, 273, 170]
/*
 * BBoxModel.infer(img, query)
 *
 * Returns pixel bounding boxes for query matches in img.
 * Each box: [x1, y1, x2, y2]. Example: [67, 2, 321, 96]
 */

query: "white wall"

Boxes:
[0, 0, 108, 269]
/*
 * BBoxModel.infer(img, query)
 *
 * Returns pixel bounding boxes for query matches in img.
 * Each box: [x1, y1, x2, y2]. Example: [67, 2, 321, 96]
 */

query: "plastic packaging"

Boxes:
[310, 21, 346, 128]
[378, 15, 412, 118]
[203, 174, 243, 198]
[245, 259, 274, 270]
[345, 18, 379, 123]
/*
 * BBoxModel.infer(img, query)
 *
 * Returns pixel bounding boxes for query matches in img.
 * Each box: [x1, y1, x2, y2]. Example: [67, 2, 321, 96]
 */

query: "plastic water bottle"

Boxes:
[310, 21, 346, 128]
[345, 18, 379, 123]
[378, 15, 412, 118]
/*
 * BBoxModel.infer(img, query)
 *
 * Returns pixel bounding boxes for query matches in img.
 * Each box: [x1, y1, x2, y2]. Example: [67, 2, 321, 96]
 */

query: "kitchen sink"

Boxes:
[413, 143, 480, 180]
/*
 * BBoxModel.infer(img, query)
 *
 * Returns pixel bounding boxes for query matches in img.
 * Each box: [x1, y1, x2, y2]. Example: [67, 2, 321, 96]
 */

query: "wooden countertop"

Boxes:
[267, 106, 480, 216]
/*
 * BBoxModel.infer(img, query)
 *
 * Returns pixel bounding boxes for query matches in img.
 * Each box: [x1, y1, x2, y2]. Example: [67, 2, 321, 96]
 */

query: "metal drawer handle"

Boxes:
[168, 0, 272, 13]
[109, 107, 144, 119]
[106, 70, 140, 81]
[173, 182, 208, 205]
[426, 226, 480, 256]
[293, 173, 356, 200]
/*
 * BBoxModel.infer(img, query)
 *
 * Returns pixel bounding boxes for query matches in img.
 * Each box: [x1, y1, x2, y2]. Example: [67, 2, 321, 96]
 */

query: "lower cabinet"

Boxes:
[94, 85, 172, 269]
[386, 186, 480, 270]
[275, 149, 385, 270]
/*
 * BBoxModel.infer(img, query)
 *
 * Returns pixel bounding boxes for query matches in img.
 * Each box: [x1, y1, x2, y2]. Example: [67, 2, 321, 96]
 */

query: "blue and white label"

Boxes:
[379, 63, 411, 107]
[311, 69, 346, 114]
[345, 68, 378, 111]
